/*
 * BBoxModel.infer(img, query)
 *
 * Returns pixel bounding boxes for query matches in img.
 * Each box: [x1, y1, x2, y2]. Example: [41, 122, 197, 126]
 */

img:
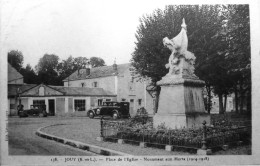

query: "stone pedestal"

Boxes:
[154, 76, 210, 129]
[96, 137, 104, 142]
[118, 139, 125, 144]
[165, 145, 173, 151]
[197, 149, 212, 155]
[140, 142, 147, 148]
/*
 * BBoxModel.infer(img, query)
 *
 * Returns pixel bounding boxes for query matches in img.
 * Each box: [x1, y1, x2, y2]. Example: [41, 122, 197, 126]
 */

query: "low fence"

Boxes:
[206, 126, 250, 149]
[100, 117, 251, 151]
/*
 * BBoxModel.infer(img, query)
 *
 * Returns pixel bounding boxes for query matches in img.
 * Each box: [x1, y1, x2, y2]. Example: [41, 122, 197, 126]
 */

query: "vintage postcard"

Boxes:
[1, 0, 260, 165]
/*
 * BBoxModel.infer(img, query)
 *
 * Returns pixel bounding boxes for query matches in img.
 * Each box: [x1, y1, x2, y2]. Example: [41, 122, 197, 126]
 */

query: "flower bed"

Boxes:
[103, 123, 250, 150]
[101, 109, 251, 151]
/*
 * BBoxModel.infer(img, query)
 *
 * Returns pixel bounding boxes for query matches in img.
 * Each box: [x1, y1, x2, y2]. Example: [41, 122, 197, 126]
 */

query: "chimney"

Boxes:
[86, 63, 90, 76]
[86, 68, 90, 76]
[113, 58, 117, 71]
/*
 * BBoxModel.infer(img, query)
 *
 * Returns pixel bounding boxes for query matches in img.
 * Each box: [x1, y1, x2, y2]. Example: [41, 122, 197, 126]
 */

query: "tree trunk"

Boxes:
[154, 87, 161, 114]
[234, 84, 239, 113]
[239, 80, 244, 114]
[246, 91, 251, 113]
[218, 93, 224, 114]
[223, 94, 227, 113]
[206, 85, 212, 114]
[240, 94, 244, 114]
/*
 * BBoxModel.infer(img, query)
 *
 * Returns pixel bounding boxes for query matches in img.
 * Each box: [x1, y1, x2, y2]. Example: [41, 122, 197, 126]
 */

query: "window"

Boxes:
[39, 87, 45, 96]
[121, 98, 126, 101]
[98, 99, 103, 106]
[106, 99, 111, 101]
[92, 82, 98, 88]
[33, 100, 45, 105]
[81, 82, 85, 87]
[74, 99, 85, 111]
[138, 99, 142, 106]
[229, 101, 232, 108]
[113, 102, 119, 106]
[129, 82, 135, 91]
[130, 99, 134, 102]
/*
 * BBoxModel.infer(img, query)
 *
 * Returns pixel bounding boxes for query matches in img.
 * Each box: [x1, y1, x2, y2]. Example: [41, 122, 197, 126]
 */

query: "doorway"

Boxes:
[48, 99, 55, 116]
[129, 99, 134, 116]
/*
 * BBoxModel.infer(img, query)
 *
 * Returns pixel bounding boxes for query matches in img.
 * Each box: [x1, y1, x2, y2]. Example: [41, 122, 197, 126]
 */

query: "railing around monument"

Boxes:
[205, 126, 251, 149]
[100, 118, 251, 151]
[102, 119, 202, 149]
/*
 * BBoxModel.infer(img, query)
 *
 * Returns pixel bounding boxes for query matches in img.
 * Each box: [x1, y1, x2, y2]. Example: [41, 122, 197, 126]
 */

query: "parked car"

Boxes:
[18, 104, 48, 118]
[87, 101, 130, 119]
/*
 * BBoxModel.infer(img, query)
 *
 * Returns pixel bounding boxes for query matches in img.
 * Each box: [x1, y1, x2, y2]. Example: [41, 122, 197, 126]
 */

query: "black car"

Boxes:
[87, 101, 130, 119]
[18, 104, 48, 117]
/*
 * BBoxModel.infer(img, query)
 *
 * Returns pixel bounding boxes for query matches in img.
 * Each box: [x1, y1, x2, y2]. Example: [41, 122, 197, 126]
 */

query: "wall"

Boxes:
[64, 76, 116, 94]
[117, 69, 153, 116]
[211, 96, 234, 114]
[21, 98, 28, 110]
[56, 98, 65, 115]
[9, 98, 17, 116]
[68, 98, 73, 113]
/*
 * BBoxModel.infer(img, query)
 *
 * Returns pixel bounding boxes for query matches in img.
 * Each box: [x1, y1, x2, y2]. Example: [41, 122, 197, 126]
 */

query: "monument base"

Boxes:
[153, 113, 210, 129]
[154, 76, 210, 129]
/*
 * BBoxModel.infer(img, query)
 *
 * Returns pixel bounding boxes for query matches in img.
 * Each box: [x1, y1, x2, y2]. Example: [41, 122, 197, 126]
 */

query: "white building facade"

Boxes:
[63, 63, 154, 116]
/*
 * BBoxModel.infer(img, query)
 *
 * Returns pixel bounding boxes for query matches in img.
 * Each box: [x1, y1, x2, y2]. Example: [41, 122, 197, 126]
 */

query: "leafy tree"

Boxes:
[20, 64, 39, 84]
[57, 56, 91, 81]
[89, 57, 106, 68]
[36, 54, 60, 85]
[132, 5, 250, 114]
[73, 57, 89, 70]
[57, 55, 75, 80]
[222, 5, 251, 113]
[8, 50, 24, 71]
[131, 5, 227, 113]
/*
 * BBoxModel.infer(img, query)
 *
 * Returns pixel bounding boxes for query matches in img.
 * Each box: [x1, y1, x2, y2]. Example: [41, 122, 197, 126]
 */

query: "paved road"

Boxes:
[7, 117, 97, 156]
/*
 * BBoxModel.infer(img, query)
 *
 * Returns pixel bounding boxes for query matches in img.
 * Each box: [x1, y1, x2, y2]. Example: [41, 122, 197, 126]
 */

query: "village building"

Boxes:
[210, 95, 234, 114]
[8, 84, 116, 116]
[63, 63, 154, 116]
[8, 63, 116, 116]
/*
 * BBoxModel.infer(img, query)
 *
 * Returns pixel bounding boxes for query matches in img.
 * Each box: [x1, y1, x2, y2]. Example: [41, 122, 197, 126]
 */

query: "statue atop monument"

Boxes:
[163, 18, 196, 78]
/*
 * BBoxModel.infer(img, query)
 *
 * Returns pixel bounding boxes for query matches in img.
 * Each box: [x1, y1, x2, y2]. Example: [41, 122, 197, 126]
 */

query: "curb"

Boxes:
[35, 124, 131, 156]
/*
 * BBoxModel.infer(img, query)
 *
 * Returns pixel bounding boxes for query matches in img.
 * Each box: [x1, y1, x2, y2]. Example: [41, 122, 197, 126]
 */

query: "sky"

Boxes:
[2, 0, 169, 68]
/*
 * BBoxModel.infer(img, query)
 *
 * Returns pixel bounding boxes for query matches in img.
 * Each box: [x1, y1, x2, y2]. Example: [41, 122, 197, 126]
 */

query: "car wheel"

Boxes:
[39, 113, 44, 117]
[112, 112, 119, 120]
[43, 111, 48, 117]
[89, 111, 94, 119]
[18, 112, 25, 118]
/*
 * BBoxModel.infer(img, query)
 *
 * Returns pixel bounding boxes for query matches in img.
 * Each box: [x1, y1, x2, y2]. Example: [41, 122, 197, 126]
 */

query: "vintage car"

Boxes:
[18, 104, 48, 118]
[87, 101, 130, 119]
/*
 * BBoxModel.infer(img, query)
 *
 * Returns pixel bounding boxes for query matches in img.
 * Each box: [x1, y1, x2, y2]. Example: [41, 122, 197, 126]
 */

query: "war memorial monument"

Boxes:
[153, 19, 210, 129]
